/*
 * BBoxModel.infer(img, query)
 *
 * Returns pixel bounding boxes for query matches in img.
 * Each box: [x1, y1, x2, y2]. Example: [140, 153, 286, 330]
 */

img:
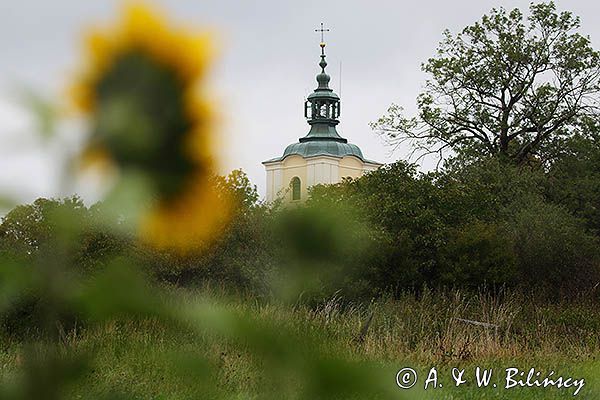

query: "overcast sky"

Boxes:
[2, 0, 600, 205]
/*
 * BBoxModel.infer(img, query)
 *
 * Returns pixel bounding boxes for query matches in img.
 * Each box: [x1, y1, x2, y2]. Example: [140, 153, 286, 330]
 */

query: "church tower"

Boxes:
[263, 26, 381, 202]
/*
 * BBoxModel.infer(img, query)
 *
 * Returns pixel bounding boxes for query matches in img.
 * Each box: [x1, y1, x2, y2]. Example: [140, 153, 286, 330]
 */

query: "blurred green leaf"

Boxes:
[16, 87, 57, 140]
[74, 259, 165, 322]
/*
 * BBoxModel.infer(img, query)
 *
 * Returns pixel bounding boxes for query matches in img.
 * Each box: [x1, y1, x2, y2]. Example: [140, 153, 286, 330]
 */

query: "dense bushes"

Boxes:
[143, 170, 276, 293]
[309, 155, 600, 299]
[511, 200, 600, 295]
[0, 171, 275, 334]
[2, 155, 600, 307]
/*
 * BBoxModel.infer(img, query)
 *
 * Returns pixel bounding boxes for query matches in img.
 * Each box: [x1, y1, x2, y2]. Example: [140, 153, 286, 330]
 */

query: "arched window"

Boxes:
[291, 177, 301, 201]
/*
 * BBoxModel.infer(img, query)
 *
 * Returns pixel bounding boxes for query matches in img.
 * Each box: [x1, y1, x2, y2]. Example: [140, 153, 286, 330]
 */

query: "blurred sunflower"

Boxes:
[70, 3, 230, 252]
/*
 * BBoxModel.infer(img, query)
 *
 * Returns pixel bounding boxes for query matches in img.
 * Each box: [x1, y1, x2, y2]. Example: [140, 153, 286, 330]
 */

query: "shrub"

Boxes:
[510, 200, 600, 297]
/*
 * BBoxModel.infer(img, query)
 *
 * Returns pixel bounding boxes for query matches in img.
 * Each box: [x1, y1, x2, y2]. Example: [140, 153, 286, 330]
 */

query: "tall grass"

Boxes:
[2, 287, 600, 399]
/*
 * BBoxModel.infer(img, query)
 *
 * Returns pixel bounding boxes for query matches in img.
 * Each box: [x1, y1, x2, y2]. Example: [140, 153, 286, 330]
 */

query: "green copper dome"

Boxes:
[282, 140, 364, 160]
[265, 40, 369, 163]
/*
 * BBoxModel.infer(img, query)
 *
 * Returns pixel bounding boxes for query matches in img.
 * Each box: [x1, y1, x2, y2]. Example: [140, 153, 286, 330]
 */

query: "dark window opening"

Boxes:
[291, 177, 301, 200]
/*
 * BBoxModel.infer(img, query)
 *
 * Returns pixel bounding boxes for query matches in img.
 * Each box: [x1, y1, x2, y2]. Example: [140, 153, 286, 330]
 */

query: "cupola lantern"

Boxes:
[262, 24, 381, 203]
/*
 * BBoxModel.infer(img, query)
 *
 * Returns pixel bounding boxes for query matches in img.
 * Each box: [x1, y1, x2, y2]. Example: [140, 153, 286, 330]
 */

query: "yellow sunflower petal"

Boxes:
[139, 176, 232, 253]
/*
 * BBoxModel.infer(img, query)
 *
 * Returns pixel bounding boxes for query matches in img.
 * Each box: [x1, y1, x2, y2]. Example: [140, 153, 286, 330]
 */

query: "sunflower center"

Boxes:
[93, 51, 201, 200]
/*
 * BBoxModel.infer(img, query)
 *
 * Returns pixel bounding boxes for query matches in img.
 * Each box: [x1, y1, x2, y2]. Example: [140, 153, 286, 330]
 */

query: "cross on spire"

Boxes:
[315, 22, 330, 44]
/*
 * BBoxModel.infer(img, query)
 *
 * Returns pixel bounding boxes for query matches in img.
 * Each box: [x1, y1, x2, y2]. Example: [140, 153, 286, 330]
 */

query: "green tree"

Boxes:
[544, 119, 600, 233]
[0, 196, 125, 272]
[372, 2, 600, 165]
[310, 162, 444, 293]
[214, 168, 260, 210]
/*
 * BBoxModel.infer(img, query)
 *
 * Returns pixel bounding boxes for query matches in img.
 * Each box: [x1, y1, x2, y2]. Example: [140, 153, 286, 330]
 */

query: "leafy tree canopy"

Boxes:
[372, 2, 600, 165]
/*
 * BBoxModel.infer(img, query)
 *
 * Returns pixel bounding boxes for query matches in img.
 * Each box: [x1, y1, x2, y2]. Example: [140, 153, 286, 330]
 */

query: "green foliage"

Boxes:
[544, 125, 600, 233]
[372, 2, 600, 164]
[310, 163, 433, 293]
[17, 88, 58, 140]
[0, 197, 126, 337]
[145, 169, 275, 293]
[213, 168, 260, 210]
[0, 170, 270, 337]
[439, 221, 517, 288]
[510, 199, 600, 296]
[269, 203, 375, 302]
[310, 156, 600, 298]
[0, 197, 125, 271]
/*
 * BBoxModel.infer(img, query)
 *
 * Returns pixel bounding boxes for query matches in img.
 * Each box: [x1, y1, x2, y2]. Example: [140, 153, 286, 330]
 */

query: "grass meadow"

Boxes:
[2, 288, 599, 399]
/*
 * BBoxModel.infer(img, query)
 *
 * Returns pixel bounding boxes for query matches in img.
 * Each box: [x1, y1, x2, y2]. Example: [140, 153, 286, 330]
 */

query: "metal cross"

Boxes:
[315, 22, 330, 43]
